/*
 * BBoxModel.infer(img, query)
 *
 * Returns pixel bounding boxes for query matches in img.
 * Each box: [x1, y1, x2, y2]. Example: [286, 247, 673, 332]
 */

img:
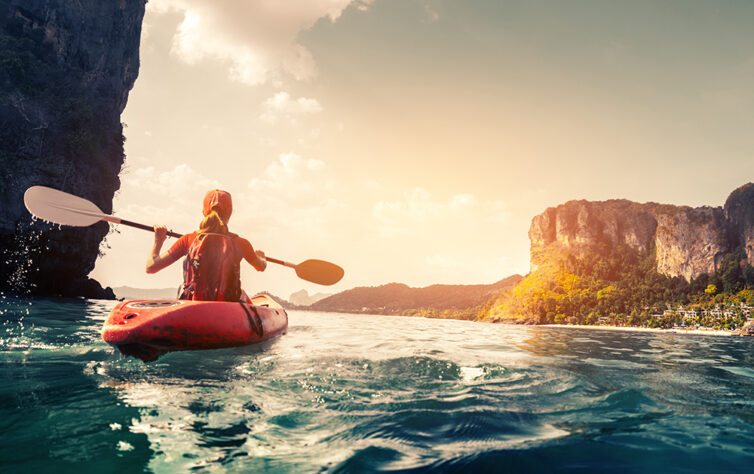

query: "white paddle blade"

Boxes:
[24, 186, 107, 227]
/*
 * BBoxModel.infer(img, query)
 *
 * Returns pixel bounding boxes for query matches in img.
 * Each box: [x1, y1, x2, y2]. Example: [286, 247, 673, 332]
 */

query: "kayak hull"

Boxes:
[103, 294, 288, 361]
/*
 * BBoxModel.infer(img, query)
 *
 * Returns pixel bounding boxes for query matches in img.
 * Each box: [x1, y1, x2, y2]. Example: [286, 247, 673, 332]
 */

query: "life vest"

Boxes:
[180, 232, 242, 302]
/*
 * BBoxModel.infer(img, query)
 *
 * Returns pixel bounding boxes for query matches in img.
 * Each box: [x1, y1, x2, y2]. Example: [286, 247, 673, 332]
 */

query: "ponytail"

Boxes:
[198, 210, 228, 234]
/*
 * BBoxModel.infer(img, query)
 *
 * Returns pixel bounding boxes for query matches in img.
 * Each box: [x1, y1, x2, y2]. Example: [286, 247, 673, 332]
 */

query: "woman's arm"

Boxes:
[146, 225, 180, 273]
[250, 249, 267, 272]
[240, 238, 267, 271]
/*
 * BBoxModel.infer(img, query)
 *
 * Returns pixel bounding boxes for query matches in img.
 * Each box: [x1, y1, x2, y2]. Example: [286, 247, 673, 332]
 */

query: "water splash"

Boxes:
[3, 219, 50, 295]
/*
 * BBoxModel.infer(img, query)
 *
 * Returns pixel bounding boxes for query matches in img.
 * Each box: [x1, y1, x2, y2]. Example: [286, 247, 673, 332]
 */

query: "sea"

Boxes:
[1, 296, 754, 473]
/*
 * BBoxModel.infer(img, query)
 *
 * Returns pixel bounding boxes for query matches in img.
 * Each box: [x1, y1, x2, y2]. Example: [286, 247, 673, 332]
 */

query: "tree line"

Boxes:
[483, 245, 754, 329]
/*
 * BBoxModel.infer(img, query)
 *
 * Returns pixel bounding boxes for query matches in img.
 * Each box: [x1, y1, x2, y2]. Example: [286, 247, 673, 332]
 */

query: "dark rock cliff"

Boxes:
[529, 183, 754, 282]
[724, 183, 754, 266]
[0, 0, 146, 298]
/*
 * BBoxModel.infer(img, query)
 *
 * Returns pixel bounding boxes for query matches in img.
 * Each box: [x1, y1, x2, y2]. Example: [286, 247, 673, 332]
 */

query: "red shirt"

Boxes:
[166, 232, 257, 266]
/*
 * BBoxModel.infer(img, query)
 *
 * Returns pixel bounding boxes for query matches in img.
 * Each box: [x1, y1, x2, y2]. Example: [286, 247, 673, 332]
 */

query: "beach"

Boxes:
[544, 324, 735, 337]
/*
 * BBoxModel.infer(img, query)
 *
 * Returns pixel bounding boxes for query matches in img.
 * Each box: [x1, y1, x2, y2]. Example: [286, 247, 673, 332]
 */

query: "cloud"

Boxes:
[361, 188, 518, 286]
[363, 178, 383, 192]
[238, 153, 344, 245]
[249, 152, 326, 191]
[422, 3, 440, 23]
[149, 0, 374, 85]
[122, 164, 222, 199]
[260, 91, 323, 125]
[105, 158, 521, 293]
[115, 164, 225, 231]
[370, 188, 510, 240]
[449, 193, 475, 209]
[372, 188, 481, 231]
[115, 158, 341, 243]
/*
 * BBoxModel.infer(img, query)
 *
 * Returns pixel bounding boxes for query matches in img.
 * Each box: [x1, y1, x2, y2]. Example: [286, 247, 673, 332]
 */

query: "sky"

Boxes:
[91, 0, 754, 300]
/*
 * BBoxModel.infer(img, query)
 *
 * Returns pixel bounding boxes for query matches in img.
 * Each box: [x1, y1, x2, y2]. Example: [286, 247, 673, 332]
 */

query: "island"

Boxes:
[309, 183, 754, 335]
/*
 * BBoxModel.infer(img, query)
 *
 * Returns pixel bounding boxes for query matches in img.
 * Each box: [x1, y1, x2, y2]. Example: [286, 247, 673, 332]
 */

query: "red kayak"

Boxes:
[103, 294, 288, 362]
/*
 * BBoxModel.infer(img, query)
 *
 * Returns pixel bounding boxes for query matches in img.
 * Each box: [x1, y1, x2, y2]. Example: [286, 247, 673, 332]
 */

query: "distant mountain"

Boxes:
[309, 275, 523, 314]
[289, 289, 333, 306]
[112, 286, 178, 300]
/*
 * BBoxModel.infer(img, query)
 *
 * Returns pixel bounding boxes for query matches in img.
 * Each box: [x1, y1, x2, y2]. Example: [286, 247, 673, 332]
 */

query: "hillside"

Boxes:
[485, 182, 754, 325]
[309, 275, 523, 315]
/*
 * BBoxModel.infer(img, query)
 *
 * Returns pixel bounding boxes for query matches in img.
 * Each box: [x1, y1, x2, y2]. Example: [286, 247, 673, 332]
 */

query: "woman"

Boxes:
[146, 190, 267, 301]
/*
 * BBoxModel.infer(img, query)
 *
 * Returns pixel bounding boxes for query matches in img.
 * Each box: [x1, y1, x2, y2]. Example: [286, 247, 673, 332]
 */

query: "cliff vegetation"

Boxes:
[484, 244, 754, 329]
[484, 183, 754, 330]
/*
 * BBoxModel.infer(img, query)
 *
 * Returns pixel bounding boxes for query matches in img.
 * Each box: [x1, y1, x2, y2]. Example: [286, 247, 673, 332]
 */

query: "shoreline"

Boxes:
[543, 324, 735, 337]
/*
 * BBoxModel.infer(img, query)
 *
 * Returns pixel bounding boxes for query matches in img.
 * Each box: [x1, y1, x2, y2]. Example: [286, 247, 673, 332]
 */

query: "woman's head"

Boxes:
[203, 190, 232, 221]
[199, 190, 233, 233]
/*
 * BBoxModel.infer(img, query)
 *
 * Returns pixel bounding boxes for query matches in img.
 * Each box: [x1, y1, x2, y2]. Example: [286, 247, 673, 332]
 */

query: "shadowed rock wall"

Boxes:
[0, 0, 146, 298]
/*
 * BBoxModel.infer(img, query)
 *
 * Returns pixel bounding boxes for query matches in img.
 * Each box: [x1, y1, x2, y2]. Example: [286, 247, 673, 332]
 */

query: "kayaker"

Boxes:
[146, 190, 267, 301]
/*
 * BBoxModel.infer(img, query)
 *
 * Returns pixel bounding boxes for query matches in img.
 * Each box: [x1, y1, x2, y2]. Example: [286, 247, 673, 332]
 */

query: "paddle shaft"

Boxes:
[117, 217, 182, 239]
[114, 216, 342, 283]
[115, 216, 294, 264]
[265, 256, 296, 268]
[24, 185, 344, 285]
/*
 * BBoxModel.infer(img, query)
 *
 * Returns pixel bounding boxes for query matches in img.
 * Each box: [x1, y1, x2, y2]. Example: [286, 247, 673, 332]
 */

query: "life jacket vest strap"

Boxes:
[240, 302, 264, 338]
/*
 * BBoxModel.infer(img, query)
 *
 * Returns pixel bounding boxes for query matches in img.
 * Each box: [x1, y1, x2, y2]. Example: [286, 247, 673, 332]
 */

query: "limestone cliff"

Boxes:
[529, 200, 657, 271]
[529, 183, 754, 282]
[724, 183, 754, 266]
[0, 0, 146, 298]
[652, 205, 728, 281]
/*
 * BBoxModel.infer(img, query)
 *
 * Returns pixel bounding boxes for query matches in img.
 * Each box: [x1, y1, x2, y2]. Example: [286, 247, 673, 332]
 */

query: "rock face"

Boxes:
[724, 183, 754, 267]
[529, 183, 754, 281]
[288, 289, 333, 307]
[653, 205, 728, 281]
[0, 0, 146, 298]
[529, 200, 657, 271]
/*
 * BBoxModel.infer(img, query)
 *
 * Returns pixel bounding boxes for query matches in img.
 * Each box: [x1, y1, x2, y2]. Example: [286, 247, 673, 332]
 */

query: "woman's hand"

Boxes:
[253, 249, 267, 271]
[147, 226, 171, 274]
[153, 225, 168, 245]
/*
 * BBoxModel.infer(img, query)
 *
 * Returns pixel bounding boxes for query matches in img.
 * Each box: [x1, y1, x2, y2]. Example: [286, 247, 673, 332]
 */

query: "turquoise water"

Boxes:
[2, 297, 754, 473]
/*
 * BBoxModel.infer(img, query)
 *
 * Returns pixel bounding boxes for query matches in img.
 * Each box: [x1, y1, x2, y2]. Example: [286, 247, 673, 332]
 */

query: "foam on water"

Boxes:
[1, 298, 754, 472]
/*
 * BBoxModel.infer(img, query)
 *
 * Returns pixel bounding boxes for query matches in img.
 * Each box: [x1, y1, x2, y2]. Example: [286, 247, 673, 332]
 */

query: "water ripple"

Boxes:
[2, 302, 754, 472]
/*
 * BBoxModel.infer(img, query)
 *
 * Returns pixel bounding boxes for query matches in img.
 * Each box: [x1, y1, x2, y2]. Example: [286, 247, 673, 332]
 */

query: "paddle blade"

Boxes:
[294, 259, 345, 286]
[24, 186, 107, 227]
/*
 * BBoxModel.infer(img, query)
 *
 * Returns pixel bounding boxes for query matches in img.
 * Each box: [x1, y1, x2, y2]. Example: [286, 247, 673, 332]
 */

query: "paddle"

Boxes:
[23, 186, 345, 286]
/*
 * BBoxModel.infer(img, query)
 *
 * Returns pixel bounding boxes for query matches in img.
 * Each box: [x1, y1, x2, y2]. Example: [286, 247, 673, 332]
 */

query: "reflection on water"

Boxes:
[1, 297, 754, 472]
